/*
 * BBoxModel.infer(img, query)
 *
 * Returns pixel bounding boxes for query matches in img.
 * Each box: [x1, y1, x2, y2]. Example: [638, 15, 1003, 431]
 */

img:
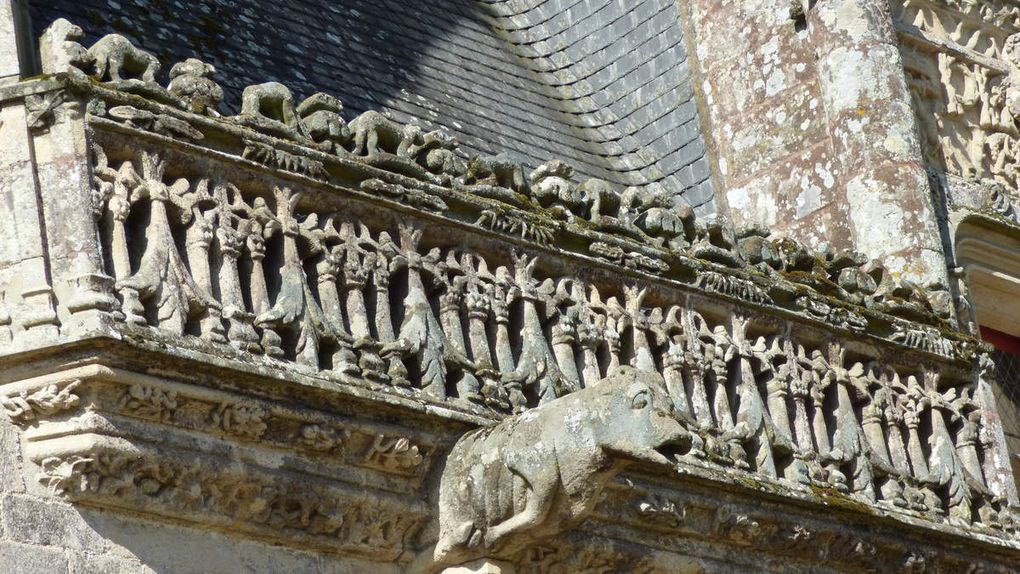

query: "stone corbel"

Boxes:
[410, 367, 690, 574]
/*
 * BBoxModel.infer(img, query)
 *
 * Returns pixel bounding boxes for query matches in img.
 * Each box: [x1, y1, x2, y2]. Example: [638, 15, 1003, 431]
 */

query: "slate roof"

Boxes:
[28, 0, 716, 213]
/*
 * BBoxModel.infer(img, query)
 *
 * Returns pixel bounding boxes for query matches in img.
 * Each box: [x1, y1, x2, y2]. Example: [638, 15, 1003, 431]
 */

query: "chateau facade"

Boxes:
[1, 0, 1020, 572]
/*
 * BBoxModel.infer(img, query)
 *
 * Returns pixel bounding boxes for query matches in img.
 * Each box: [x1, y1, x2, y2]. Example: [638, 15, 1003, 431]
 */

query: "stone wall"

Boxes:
[687, 0, 948, 286]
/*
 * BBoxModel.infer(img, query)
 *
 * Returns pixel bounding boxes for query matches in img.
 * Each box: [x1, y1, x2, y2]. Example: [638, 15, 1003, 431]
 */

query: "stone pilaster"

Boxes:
[811, 0, 948, 286]
[687, 0, 949, 285]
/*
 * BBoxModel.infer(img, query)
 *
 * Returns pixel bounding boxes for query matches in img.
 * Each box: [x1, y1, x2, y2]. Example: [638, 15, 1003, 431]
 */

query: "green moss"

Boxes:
[809, 484, 877, 515]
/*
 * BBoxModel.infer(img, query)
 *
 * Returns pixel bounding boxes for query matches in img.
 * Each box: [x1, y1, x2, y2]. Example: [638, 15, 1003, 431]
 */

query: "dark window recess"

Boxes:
[982, 326, 1020, 424]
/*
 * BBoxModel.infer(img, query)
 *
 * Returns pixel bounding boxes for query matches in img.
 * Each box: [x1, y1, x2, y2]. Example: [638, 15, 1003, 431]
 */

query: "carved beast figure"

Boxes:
[241, 81, 297, 127]
[414, 366, 690, 572]
[296, 93, 351, 151]
[88, 33, 160, 83]
[349, 110, 419, 156]
[462, 153, 527, 194]
[168, 58, 223, 115]
[39, 18, 94, 76]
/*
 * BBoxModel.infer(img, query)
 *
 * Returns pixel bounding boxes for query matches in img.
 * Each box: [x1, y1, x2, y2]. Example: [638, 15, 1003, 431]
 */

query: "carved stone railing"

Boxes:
[0, 17, 1017, 565]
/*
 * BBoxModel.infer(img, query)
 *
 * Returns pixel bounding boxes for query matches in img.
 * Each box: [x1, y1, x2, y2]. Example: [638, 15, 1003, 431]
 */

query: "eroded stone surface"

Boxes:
[0, 4, 1019, 574]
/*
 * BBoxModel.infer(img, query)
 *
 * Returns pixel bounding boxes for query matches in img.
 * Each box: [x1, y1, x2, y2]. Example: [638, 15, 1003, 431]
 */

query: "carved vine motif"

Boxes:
[211, 402, 268, 440]
[117, 384, 178, 421]
[361, 435, 424, 473]
[36, 449, 422, 554]
[1, 381, 82, 425]
[299, 424, 350, 453]
[896, 0, 1020, 197]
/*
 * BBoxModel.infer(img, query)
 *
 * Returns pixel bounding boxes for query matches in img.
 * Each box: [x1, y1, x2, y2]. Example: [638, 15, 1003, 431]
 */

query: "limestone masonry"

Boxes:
[2, 1, 1020, 572]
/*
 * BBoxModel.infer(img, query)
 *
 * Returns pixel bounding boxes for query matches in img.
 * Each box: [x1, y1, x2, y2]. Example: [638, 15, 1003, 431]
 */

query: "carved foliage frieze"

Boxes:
[36, 447, 423, 558]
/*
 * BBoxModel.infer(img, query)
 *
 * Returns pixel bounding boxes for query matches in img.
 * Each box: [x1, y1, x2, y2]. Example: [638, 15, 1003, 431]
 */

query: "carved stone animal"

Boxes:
[529, 159, 581, 212]
[462, 153, 527, 194]
[39, 18, 94, 76]
[168, 58, 223, 115]
[418, 130, 467, 178]
[88, 33, 160, 83]
[349, 110, 418, 156]
[414, 366, 690, 572]
[241, 81, 297, 127]
[296, 93, 351, 151]
[578, 177, 621, 220]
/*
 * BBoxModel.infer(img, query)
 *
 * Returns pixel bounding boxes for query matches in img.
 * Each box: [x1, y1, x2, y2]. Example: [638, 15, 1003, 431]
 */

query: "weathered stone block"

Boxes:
[0, 540, 68, 574]
[1, 493, 111, 553]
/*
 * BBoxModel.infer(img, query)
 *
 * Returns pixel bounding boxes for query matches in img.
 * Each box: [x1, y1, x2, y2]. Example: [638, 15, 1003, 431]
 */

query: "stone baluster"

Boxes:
[259, 188, 320, 367]
[213, 184, 260, 352]
[460, 256, 509, 409]
[576, 285, 602, 387]
[925, 371, 971, 523]
[885, 377, 921, 509]
[439, 264, 480, 402]
[808, 350, 848, 491]
[245, 211, 284, 357]
[903, 376, 943, 510]
[390, 225, 447, 398]
[184, 203, 226, 343]
[763, 337, 799, 476]
[624, 286, 657, 373]
[341, 224, 374, 341]
[372, 239, 408, 385]
[789, 361, 815, 454]
[860, 376, 907, 507]
[729, 315, 777, 476]
[683, 310, 715, 431]
[708, 325, 737, 433]
[460, 254, 494, 372]
[550, 281, 582, 391]
[829, 347, 875, 501]
[604, 303, 623, 373]
[491, 267, 517, 376]
[117, 152, 216, 337]
[510, 252, 567, 404]
[96, 156, 145, 324]
[661, 319, 692, 418]
[314, 245, 360, 376]
[315, 248, 345, 331]
[953, 393, 990, 499]
[341, 230, 385, 382]
[709, 323, 751, 469]
[789, 347, 817, 484]
[903, 377, 931, 479]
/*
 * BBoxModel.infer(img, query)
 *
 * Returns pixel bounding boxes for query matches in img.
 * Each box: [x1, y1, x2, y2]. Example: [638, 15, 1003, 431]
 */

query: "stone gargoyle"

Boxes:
[411, 366, 691, 573]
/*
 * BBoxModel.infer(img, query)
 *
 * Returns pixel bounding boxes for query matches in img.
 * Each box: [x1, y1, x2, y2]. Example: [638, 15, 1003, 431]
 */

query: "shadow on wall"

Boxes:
[27, 0, 469, 118]
[69, 505, 404, 573]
